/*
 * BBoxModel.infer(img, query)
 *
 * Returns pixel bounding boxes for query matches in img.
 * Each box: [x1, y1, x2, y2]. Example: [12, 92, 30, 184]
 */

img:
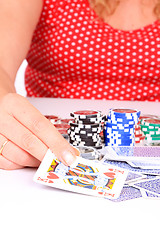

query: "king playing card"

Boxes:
[34, 149, 128, 200]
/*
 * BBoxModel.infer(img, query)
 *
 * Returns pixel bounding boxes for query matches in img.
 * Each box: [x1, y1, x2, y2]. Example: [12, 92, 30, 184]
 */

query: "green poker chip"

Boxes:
[145, 132, 160, 138]
[145, 136, 160, 141]
[142, 129, 160, 135]
[140, 124, 160, 131]
[141, 118, 160, 127]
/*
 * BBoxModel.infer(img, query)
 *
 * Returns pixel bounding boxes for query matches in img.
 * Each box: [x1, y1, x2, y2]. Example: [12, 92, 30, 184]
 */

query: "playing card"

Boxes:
[125, 171, 144, 184]
[141, 190, 160, 199]
[131, 177, 160, 196]
[102, 159, 160, 176]
[102, 146, 160, 166]
[111, 186, 142, 202]
[34, 149, 128, 200]
[127, 161, 160, 169]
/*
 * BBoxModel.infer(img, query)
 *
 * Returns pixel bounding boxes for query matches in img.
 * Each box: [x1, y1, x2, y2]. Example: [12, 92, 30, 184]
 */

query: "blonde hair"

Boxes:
[90, 0, 160, 21]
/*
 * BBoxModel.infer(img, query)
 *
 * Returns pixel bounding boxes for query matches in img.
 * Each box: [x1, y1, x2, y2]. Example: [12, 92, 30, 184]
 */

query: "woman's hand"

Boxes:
[0, 93, 79, 170]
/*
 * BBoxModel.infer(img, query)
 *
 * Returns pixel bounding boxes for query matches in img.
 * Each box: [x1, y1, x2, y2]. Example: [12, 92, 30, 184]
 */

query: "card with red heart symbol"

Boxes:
[34, 149, 128, 199]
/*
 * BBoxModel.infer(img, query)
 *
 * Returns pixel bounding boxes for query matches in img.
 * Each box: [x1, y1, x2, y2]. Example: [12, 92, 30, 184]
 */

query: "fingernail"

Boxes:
[73, 147, 80, 156]
[62, 151, 76, 166]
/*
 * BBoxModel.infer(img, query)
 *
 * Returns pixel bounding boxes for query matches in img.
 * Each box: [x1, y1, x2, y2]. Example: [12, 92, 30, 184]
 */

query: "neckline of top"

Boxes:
[101, 20, 160, 34]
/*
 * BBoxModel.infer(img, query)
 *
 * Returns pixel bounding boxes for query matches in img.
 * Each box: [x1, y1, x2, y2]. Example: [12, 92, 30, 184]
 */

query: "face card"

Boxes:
[34, 149, 128, 200]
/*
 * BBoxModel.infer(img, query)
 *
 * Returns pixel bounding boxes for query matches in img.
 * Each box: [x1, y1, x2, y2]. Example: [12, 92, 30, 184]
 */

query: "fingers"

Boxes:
[0, 113, 48, 161]
[1, 94, 79, 167]
[0, 135, 40, 169]
[0, 155, 23, 170]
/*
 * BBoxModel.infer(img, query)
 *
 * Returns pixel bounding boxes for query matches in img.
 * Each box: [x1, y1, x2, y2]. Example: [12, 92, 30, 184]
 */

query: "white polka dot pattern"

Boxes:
[25, 0, 160, 101]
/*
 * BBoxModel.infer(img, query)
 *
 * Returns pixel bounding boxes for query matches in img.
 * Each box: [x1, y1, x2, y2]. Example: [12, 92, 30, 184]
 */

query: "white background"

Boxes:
[15, 60, 27, 96]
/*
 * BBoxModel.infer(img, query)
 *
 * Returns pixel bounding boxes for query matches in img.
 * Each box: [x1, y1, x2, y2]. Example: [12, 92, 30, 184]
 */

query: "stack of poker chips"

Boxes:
[103, 108, 140, 146]
[140, 115, 160, 145]
[68, 110, 103, 148]
[45, 115, 72, 139]
[134, 124, 145, 145]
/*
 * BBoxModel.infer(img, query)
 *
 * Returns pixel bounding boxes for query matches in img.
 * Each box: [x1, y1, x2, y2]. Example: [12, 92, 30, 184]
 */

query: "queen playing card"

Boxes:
[34, 149, 128, 200]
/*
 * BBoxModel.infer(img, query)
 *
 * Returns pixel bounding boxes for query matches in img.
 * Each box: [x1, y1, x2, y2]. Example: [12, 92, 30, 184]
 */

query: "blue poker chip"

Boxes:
[104, 133, 134, 140]
[105, 134, 135, 140]
[104, 138, 135, 145]
[104, 128, 135, 134]
[108, 113, 140, 120]
[107, 116, 137, 125]
[104, 122, 135, 129]
[104, 135, 135, 142]
[105, 142, 135, 147]
[109, 108, 141, 118]
[104, 127, 134, 134]
[108, 111, 140, 125]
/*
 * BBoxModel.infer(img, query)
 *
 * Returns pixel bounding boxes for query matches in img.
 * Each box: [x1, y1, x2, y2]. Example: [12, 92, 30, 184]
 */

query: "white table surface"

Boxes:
[1, 98, 160, 240]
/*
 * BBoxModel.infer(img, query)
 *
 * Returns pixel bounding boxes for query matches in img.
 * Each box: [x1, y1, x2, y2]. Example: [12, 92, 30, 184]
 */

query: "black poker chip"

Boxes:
[69, 127, 102, 135]
[70, 122, 101, 128]
[74, 117, 103, 124]
[69, 139, 102, 147]
[70, 110, 102, 119]
[68, 129, 101, 136]
[68, 135, 101, 141]
[69, 135, 102, 142]
[69, 125, 102, 131]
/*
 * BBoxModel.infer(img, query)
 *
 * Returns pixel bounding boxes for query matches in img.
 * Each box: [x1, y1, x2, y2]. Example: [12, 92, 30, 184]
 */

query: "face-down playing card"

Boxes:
[131, 177, 160, 196]
[34, 149, 128, 200]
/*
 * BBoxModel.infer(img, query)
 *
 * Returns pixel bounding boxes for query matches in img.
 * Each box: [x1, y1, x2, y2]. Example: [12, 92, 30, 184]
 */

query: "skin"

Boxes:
[0, 0, 157, 169]
[104, 0, 157, 30]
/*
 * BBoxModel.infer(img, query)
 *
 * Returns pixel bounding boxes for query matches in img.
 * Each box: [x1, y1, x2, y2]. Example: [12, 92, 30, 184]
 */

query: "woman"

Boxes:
[0, 0, 159, 169]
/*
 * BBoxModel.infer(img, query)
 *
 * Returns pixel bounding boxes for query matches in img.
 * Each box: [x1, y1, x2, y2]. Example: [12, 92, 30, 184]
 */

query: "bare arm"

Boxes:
[0, 0, 42, 84]
[0, 0, 79, 170]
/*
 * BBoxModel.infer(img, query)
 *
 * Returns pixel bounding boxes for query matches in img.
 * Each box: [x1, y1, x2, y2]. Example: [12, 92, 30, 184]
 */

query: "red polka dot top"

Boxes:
[25, 0, 160, 101]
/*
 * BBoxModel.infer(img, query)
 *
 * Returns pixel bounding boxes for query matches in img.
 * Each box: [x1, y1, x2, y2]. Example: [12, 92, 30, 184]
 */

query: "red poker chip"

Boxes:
[136, 135, 145, 140]
[58, 129, 68, 134]
[135, 130, 143, 136]
[135, 135, 145, 143]
[70, 110, 102, 119]
[144, 118, 160, 125]
[61, 119, 73, 124]
[45, 115, 59, 120]
[54, 123, 70, 129]
[139, 114, 159, 120]
[135, 139, 144, 144]
[135, 125, 141, 130]
[134, 133, 145, 138]
[50, 118, 61, 124]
